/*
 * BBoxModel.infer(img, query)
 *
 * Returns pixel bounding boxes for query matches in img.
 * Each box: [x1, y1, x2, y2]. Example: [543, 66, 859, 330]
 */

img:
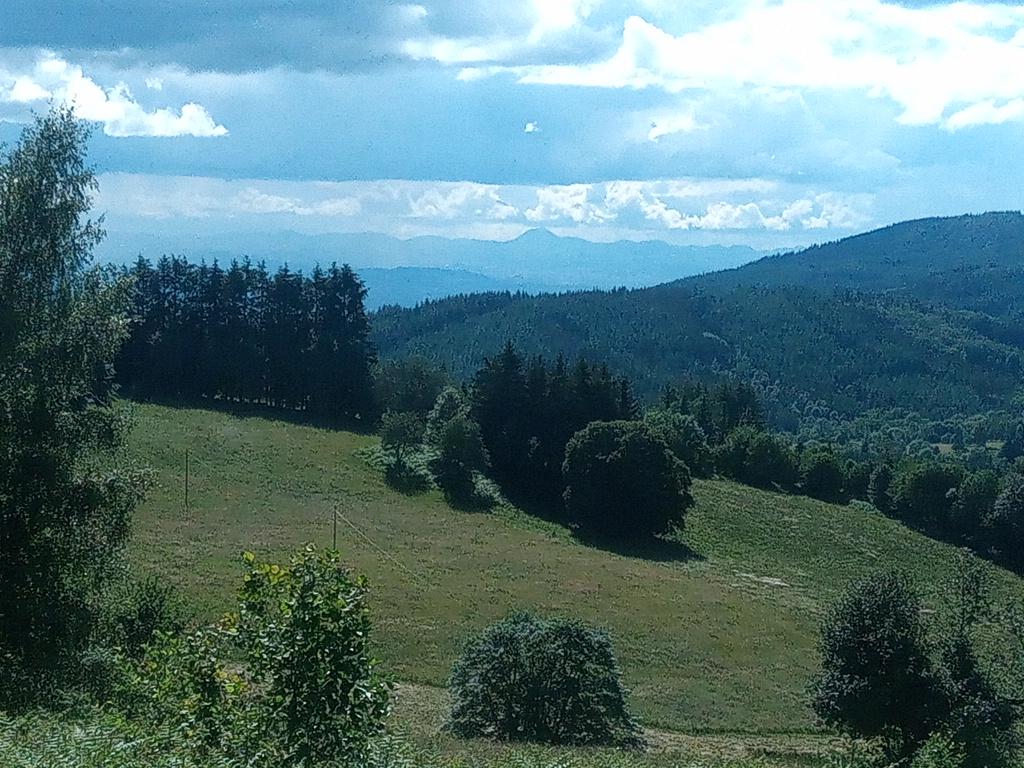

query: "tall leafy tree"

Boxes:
[0, 109, 145, 708]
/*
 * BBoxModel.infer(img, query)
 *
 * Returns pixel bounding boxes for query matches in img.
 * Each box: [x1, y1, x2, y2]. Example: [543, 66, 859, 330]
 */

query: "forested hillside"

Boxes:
[693, 212, 1024, 320]
[373, 212, 1024, 429]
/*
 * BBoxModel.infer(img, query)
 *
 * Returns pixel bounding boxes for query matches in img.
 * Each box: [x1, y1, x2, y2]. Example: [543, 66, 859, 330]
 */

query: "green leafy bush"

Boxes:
[116, 546, 390, 767]
[236, 546, 392, 765]
[910, 732, 966, 768]
[448, 612, 642, 748]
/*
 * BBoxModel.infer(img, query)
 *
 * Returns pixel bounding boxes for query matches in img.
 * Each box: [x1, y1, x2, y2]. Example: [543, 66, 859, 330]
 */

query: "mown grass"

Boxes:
[125, 401, 1024, 739]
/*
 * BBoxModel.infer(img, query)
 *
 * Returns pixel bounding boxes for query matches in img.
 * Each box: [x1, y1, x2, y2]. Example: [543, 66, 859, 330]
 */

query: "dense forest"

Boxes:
[117, 256, 378, 422]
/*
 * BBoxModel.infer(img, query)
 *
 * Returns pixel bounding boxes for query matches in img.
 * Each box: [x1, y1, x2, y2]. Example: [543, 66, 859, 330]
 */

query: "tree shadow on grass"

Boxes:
[124, 393, 379, 436]
[571, 529, 704, 564]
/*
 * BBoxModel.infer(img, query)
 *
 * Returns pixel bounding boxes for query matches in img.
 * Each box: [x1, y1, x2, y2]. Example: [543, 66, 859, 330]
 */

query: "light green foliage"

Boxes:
[117, 546, 389, 766]
[237, 546, 391, 765]
[0, 108, 147, 709]
[426, 386, 471, 447]
[126, 403, 1024, 734]
[910, 733, 966, 768]
[448, 612, 642, 748]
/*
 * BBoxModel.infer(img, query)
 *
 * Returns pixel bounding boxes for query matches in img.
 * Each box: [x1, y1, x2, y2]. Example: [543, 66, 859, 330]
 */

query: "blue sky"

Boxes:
[3, 0, 1024, 247]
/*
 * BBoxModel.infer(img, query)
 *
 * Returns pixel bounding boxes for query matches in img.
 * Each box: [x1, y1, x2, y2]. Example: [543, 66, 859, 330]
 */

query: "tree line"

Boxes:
[117, 256, 377, 423]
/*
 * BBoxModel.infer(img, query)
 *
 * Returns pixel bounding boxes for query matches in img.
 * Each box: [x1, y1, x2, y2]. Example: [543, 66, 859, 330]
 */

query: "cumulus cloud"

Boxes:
[234, 188, 362, 217]
[93, 173, 872, 243]
[0, 53, 227, 137]
[524, 121, 541, 133]
[477, 0, 1024, 130]
[526, 184, 616, 224]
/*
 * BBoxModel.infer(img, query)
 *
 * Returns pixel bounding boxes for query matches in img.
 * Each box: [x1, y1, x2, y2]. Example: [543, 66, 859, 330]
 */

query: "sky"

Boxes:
[3, 0, 1024, 248]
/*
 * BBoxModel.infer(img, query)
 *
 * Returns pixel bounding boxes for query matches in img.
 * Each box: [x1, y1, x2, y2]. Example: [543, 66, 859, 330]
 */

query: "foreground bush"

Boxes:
[811, 570, 941, 758]
[118, 546, 390, 767]
[448, 612, 642, 748]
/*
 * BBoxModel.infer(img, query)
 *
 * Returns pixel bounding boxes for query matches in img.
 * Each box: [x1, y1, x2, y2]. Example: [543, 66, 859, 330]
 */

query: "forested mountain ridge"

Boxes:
[691, 211, 1024, 319]
[372, 212, 1024, 426]
[372, 283, 1024, 423]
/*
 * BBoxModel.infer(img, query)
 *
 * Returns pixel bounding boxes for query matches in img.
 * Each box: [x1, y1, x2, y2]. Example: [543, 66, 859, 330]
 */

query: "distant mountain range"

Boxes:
[96, 228, 762, 309]
[373, 212, 1024, 421]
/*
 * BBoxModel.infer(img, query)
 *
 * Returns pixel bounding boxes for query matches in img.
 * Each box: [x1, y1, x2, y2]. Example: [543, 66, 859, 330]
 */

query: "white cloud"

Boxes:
[234, 188, 362, 217]
[529, 0, 598, 42]
[526, 184, 616, 224]
[647, 111, 700, 140]
[478, 1, 1024, 130]
[524, 121, 541, 133]
[93, 173, 872, 242]
[0, 53, 227, 137]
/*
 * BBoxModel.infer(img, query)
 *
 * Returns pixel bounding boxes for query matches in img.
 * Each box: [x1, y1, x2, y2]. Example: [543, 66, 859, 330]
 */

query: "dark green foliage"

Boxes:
[430, 416, 489, 507]
[562, 421, 692, 541]
[119, 256, 378, 423]
[0, 109, 147, 710]
[1002, 423, 1024, 461]
[373, 281, 1024, 427]
[374, 356, 450, 416]
[934, 552, 1019, 768]
[103, 576, 186, 662]
[810, 571, 942, 758]
[950, 471, 1001, 547]
[799, 446, 845, 502]
[380, 411, 426, 467]
[843, 459, 872, 502]
[470, 344, 638, 509]
[868, 463, 894, 513]
[892, 462, 966, 532]
[448, 612, 642, 748]
[714, 426, 798, 490]
[642, 408, 710, 476]
[990, 473, 1024, 566]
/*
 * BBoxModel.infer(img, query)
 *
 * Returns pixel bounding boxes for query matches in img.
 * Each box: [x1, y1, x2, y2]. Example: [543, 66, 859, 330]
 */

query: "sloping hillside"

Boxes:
[372, 284, 1024, 417]
[693, 211, 1024, 319]
[127, 402, 1024, 734]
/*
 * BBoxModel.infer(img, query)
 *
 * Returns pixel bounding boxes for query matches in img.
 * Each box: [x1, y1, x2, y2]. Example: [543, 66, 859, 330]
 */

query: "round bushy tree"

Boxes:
[811, 570, 942, 759]
[429, 415, 489, 506]
[642, 408, 710, 475]
[800, 446, 845, 501]
[563, 420, 692, 540]
[448, 612, 642, 747]
[892, 462, 965, 532]
[868, 463, 894, 514]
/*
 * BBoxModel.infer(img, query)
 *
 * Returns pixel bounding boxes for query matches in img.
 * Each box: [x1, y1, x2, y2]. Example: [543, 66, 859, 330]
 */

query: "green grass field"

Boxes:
[125, 401, 1024, 755]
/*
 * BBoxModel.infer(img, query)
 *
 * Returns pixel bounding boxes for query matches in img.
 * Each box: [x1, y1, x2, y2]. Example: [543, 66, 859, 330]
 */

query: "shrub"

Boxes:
[800, 446, 845, 501]
[448, 612, 642, 748]
[563, 420, 692, 541]
[117, 546, 390, 767]
[910, 732, 966, 768]
[715, 426, 798, 490]
[236, 546, 391, 766]
[891, 462, 965, 531]
[811, 570, 942, 759]
[429, 415, 489, 507]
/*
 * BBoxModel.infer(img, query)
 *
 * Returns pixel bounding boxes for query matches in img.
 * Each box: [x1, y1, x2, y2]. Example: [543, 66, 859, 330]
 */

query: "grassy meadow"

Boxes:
[122, 401, 1024, 763]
